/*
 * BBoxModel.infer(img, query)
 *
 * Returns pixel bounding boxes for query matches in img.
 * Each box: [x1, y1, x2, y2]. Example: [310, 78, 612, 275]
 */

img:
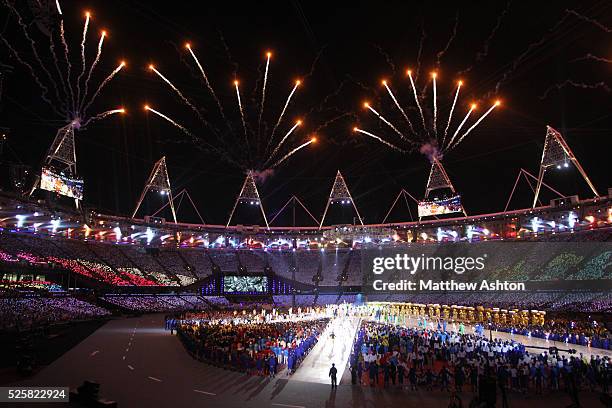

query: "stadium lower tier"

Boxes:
[0, 228, 611, 290]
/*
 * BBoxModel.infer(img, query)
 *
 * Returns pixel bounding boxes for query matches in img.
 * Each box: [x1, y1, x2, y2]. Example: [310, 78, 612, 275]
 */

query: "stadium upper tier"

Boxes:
[1, 224, 611, 289]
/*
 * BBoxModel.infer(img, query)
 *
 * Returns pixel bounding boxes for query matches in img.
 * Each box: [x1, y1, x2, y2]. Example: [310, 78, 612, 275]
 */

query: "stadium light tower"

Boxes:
[227, 170, 269, 230]
[132, 156, 177, 223]
[532, 126, 599, 208]
[29, 123, 81, 209]
[420, 157, 467, 221]
[319, 170, 363, 229]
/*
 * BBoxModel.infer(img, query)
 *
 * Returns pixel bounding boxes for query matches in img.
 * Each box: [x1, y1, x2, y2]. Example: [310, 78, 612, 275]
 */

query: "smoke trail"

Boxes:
[266, 121, 301, 164]
[312, 111, 358, 136]
[257, 52, 271, 138]
[146, 105, 239, 168]
[146, 106, 195, 138]
[365, 103, 407, 141]
[76, 12, 90, 108]
[494, 13, 569, 93]
[451, 102, 499, 150]
[432, 74, 437, 137]
[82, 108, 123, 127]
[270, 81, 300, 140]
[435, 11, 459, 68]
[540, 80, 610, 99]
[81, 31, 105, 112]
[478, 0, 511, 62]
[234, 80, 250, 156]
[445, 105, 474, 151]
[303, 45, 327, 80]
[82, 62, 124, 115]
[3, 1, 64, 110]
[570, 53, 612, 64]
[371, 43, 396, 74]
[307, 78, 360, 124]
[354, 128, 407, 153]
[459, 0, 511, 76]
[59, 19, 75, 114]
[415, 23, 426, 82]
[150, 66, 206, 124]
[566, 9, 611, 33]
[46, 19, 69, 114]
[383, 81, 417, 136]
[442, 81, 461, 147]
[234, 81, 247, 136]
[216, 28, 239, 77]
[0, 35, 62, 116]
[407, 72, 428, 135]
[269, 139, 315, 169]
[185, 44, 227, 122]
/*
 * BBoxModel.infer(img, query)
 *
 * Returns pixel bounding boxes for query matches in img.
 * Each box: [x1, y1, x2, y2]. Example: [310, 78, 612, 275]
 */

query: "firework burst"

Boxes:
[355, 70, 500, 161]
[0, 1, 125, 129]
[146, 45, 319, 174]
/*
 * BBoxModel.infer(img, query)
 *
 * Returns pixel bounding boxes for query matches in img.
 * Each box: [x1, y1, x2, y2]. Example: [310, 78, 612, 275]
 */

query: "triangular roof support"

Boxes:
[504, 168, 566, 211]
[132, 156, 177, 223]
[420, 157, 467, 220]
[382, 189, 420, 223]
[532, 126, 599, 208]
[319, 170, 363, 229]
[29, 123, 80, 208]
[269, 195, 320, 226]
[150, 188, 205, 225]
[226, 170, 269, 229]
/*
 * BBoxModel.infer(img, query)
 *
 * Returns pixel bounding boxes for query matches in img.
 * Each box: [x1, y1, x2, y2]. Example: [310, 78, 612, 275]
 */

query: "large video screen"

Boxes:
[223, 276, 268, 293]
[40, 167, 84, 200]
[418, 195, 462, 217]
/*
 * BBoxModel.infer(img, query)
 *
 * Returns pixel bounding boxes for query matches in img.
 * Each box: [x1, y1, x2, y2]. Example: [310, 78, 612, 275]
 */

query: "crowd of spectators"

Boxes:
[2, 228, 609, 294]
[0, 293, 110, 331]
[101, 295, 206, 312]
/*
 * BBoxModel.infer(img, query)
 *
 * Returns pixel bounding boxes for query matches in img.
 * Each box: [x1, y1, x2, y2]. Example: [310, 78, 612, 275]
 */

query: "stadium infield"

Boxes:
[8, 314, 606, 408]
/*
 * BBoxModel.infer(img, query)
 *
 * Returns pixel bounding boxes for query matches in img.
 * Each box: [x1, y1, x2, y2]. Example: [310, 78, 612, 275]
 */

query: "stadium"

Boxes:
[0, 1, 610, 408]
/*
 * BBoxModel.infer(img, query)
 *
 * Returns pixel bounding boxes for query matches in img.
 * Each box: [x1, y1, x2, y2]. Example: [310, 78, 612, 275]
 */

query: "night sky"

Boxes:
[0, 0, 610, 226]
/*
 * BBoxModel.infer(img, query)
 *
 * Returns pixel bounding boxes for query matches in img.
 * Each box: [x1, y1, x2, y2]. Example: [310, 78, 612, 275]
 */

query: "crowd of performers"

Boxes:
[174, 308, 329, 376]
[169, 300, 610, 402]
[349, 305, 611, 402]
[367, 302, 610, 351]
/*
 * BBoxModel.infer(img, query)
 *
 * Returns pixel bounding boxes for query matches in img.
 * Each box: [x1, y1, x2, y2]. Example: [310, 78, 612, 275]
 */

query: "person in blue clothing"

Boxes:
[269, 353, 277, 378]
[287, 352, 295, 375]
